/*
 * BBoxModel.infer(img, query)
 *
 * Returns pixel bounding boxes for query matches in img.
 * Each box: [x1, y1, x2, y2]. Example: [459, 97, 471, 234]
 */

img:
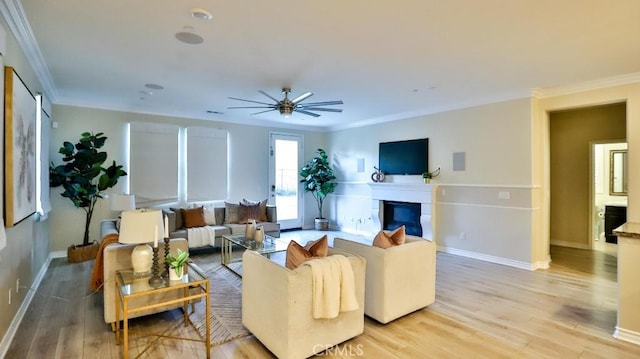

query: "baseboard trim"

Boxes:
[550, 240, 591, 250]
[50, 250, 67, 259]
[0, 252, 54, 358]
[437, 246, 537, 271]
[613, 326, 640, 345]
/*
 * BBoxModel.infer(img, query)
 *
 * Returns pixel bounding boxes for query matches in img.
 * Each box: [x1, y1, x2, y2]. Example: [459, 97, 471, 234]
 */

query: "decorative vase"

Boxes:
[424, 178, 431, 184]
[254, 226, 264, 243]
[169, 266, 184, 281]
[245, 220, 256, 239]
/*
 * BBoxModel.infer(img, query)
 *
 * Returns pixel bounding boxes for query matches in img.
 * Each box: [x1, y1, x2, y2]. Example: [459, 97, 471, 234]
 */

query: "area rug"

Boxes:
[190, 265, 251, 346]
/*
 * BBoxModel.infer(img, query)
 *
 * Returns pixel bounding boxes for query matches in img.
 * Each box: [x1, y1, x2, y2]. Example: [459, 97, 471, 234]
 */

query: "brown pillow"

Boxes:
[285, 235, 329, 269]
[182, 206, 206, 228]
[372, 225, 406, 249]
[238, 202, 262, 224]
[170, 207, 184, 229]
[224, 202, 240, 224]
[242, 198, 268, 222]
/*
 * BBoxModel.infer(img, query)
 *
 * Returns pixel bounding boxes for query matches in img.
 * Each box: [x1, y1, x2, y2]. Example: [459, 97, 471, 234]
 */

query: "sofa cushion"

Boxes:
[285, 235, 328, 269]
[170, 207, 184, 229]
[224, 202, 240, 224]
[238, 202, 261, 223]
[183, 206, 206, 228]
[162, 209, 176, 233]
[242, 198, 268, 222]
[202, 205, 216, 225]
[373, 225, 406, 249]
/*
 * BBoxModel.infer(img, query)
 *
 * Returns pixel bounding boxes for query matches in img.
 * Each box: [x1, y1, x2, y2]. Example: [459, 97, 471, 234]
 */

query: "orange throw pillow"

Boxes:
[182, 206, 206, 228]
[285, 235, 329, 269]
[372, 225, 406, 249]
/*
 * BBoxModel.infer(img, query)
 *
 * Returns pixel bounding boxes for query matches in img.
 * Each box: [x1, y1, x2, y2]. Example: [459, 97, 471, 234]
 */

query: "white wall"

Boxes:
[49, 105, 326, 251]
[328, 98, 539, 268]
[0, 19, 50, 348]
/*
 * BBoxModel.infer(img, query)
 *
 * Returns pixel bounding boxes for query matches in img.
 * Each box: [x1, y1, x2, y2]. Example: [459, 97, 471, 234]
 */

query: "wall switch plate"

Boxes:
[498, 191, 511, 200]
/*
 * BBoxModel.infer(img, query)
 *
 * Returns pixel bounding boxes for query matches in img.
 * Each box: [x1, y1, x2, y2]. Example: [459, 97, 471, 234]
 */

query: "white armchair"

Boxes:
[333, 235, 436, 324]
[242, 247, 366, 359]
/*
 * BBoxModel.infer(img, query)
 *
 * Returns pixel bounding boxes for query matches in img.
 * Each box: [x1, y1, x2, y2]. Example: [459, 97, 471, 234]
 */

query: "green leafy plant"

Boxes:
[165, 249, 189, 276]
[422, 167, 441, 179]
[299, 148, 338, 219]
[50, 132, 127, 246]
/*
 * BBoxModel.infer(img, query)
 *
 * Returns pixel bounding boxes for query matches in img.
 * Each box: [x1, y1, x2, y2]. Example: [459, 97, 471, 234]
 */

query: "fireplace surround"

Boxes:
[369, 183, 435, 240]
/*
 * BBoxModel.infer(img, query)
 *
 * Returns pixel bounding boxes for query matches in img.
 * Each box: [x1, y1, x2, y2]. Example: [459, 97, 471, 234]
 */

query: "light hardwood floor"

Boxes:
[5, 232, 640, 358]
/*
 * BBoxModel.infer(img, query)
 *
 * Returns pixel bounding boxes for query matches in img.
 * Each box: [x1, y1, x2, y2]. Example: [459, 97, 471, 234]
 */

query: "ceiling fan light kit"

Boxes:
[228, 87, 343, 118]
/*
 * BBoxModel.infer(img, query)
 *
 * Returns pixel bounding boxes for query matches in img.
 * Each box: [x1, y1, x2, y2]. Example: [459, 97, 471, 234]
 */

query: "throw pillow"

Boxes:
[183, 206, 206, 228]
[238, 202, 261, 224]
[202, 205, 216, 225]
[285, 235, 329, 269]
[242, 198, 268, 222]
[224, 202, 240, 224]
[372, 225, 406, 249]
[170, 207, 184, 229]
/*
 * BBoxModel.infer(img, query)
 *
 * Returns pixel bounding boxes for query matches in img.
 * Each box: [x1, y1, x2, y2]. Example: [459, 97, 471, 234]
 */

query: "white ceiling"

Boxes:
[12, 0, 640, 131]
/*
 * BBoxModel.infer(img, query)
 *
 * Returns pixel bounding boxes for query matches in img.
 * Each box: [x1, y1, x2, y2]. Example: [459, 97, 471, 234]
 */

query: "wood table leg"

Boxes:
[205, 280, 211, 358]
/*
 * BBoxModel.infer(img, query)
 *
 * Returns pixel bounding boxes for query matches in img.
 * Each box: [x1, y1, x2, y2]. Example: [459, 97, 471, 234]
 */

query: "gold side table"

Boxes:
[115, 262, 210, 358]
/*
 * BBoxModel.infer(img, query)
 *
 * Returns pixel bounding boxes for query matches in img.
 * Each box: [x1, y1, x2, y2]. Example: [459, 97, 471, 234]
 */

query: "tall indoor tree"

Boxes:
[299, 148, 337, 230]
[50, 132, 126, 260]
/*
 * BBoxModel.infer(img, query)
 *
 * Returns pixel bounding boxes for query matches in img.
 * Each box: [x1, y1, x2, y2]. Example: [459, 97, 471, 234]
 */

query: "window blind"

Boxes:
[186, 127, 228, 201]
[129, 122, 179, 206]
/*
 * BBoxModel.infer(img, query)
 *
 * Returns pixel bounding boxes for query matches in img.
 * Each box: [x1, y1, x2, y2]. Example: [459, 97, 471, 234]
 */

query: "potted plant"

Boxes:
[50, 132, 127, 262]
[165, 249, 189, 280]
[300, 148, 338, 230]
[422, 167, 441, 184]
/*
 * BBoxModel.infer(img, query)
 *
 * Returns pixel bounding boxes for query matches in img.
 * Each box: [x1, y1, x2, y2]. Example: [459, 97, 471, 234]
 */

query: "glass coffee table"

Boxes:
[221, 233, 289, 277]
[115, 262, 210, 359]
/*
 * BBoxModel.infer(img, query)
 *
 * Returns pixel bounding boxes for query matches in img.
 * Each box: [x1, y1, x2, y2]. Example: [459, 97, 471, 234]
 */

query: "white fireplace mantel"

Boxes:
[368, 183, 436, 240]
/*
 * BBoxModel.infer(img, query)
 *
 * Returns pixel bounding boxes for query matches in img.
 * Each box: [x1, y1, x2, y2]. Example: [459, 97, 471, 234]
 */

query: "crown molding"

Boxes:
[536, 72, 640, 98]
[0, 0, 56, 101]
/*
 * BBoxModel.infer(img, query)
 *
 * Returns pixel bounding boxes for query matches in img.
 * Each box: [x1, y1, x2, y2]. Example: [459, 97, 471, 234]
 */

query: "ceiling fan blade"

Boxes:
[300, 107, 342, 113]
[258, 90, 281, 103]
[228, 97, 274, 106]
[292, 92, 313, 104]
[227, 106, 275, 109]
[299, 100, 343, 107]
[250, 109, 277, 115]
[294, 109, 321, 117]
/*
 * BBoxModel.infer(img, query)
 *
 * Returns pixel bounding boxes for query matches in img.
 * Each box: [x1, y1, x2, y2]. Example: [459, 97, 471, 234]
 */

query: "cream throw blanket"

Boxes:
[302, 254, 359, 319]
[186, 226, 216, 247]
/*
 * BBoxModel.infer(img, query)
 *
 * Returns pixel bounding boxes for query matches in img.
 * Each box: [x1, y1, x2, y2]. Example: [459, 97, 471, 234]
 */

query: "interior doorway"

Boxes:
[592, 142, 627, 248]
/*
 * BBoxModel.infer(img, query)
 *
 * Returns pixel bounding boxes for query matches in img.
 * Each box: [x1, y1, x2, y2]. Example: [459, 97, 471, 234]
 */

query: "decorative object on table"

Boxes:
[370, 166, 385, 183]
[50, 132, 127, 262]
[118, 208, 164, 276]
[300, 148, 338, 230]
[166, 248, 190, 281]
[254, 226, 264, 243]
[3, 67, 37, 228]
[244, 219, 256, 239]
[422, 167, 440, 184]
[163, 214, 171, 277]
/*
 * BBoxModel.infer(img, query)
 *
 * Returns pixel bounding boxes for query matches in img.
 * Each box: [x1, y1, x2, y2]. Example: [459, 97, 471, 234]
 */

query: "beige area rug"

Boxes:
[190, 265, 251, 346]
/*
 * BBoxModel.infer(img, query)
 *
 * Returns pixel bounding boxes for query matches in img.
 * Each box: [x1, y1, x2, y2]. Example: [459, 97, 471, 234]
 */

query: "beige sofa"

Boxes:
[242, 247, 366, 359]
[164, 205, 280, 247]
[101, 219, 190, 327]
[333, 235, 436, 324]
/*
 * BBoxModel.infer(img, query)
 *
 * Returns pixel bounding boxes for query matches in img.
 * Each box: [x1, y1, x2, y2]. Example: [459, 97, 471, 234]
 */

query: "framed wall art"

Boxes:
[4, 66, 36, 227]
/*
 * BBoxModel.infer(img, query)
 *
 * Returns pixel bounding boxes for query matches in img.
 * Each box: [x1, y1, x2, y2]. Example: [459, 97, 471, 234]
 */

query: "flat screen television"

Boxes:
[379, 138, 428, 175]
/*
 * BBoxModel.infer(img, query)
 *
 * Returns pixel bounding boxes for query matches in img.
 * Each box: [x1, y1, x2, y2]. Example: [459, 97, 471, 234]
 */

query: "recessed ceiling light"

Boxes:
[145, 83, 164, 90]
[191, 8, 213, 20]
[175, 31, 204, 44]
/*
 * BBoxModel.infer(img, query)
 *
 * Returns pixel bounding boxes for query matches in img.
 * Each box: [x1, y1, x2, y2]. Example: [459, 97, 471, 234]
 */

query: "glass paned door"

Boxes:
[269, 133, 303, 229]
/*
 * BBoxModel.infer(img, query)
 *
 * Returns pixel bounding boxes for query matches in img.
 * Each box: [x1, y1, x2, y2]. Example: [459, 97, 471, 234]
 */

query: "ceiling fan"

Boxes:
[228, 87, 343, 118]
